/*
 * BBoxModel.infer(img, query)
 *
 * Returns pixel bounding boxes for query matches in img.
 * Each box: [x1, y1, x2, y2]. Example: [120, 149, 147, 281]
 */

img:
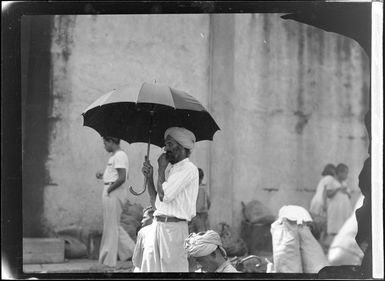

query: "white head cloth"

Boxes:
[278, 205, 313, 225]
[184, 230, 226, 258]
[164, 127, 196, 150]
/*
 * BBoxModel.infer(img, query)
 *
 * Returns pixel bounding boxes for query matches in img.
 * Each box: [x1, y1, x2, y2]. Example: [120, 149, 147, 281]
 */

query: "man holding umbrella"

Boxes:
[141, 127, 200, 272]
[83, 82, 220, 271]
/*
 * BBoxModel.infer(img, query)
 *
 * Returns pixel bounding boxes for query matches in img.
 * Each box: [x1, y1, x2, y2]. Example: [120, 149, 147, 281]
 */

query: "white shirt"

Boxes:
[309, 175, 335, 216]
[154, 158, 199, 221]
[103, 150, 129, 183]
[132, 223, 156, 272]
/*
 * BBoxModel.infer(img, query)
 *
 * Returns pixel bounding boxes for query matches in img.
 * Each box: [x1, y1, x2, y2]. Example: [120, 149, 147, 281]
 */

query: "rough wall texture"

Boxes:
[210, 14, 369, 232]
[41, 14, 369, 236]
[43, 15, 210, 233]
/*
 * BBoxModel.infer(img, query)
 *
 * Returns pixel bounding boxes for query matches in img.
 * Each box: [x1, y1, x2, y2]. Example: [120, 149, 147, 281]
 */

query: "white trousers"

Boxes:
[147, 219, 189, 272]
[99, 185, 135, 267]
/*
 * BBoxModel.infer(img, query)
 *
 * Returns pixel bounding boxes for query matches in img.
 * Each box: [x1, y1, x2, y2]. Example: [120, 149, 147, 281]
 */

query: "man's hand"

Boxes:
[96, 171, 103, 180]
[142, 156, 154, 178]
[157, 153, 169, 172]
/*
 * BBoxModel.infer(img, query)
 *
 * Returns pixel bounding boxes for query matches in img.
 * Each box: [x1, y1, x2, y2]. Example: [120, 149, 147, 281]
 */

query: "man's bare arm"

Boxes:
[107, 168, 126, 194]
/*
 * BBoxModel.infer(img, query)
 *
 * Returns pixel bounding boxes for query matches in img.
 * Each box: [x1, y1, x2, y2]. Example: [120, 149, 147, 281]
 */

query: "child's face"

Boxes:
[141, 211, 154, 227]
[337, 169, 349, 181]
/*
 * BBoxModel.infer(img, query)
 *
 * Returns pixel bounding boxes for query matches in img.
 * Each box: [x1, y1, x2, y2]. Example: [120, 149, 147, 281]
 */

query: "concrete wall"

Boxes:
[43, 14, 211, 233]
[209, 14, 369, 231]
[38, 14, 369, 236]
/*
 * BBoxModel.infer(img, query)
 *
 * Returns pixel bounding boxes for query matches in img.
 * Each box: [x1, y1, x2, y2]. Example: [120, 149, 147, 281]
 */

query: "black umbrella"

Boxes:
[281, 3, 371, 57]
[82, 82, 220, 195]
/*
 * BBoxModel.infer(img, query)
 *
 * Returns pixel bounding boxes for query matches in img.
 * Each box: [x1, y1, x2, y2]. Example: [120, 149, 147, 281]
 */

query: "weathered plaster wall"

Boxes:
[40, 14, 369, 236]
[208, 14, 369, 231]
[43, 15, 210, 233]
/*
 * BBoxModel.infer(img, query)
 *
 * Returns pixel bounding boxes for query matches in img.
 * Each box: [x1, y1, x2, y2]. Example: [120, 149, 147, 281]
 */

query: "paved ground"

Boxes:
[23, 254, 272, 274]
[23, 259, 134, 273]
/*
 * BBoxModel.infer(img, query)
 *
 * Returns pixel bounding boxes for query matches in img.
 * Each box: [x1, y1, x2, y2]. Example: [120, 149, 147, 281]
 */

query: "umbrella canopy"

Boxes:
[281, 3, 371, 57]
[82, 82, 220, 148]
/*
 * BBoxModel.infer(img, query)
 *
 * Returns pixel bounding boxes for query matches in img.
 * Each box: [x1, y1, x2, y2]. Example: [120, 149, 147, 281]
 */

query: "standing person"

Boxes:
[324, 163, 353, 251]
[189, 168, 211, 234]
[132, 206, 156, 272]
[309, 164, 336, 243]
[184, 230, 239, 272]
[96, 136, 135, 268]
[141, 127, 199, 272]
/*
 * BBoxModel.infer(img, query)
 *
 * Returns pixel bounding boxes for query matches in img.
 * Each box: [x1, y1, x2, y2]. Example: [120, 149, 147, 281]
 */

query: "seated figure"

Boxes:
[184, 230, 240, 272]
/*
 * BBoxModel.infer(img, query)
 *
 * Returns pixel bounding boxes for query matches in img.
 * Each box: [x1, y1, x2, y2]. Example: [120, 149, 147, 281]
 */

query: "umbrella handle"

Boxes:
[129, 137, 151, 196]
[129, 179, 147, 196]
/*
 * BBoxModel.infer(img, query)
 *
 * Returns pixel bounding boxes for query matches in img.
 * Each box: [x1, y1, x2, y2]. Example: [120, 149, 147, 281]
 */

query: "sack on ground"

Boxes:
[298, 224, 329, 273]
[55, 225, 89, 259]
[121, 201, 144, 242]
[219, 222, 248, 257]
[270, 219, 302, 273]
[242, 200, 276, 224]
[61, 236, 88, 259]
[122, 201, 144, 222]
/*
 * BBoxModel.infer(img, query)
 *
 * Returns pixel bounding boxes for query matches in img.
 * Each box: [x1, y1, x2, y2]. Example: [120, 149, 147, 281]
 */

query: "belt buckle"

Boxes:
[164, 216, 168, 223]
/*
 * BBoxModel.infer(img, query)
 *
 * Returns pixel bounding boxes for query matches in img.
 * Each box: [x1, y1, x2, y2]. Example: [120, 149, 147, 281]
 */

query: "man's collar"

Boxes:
[170, 157, 189, 168]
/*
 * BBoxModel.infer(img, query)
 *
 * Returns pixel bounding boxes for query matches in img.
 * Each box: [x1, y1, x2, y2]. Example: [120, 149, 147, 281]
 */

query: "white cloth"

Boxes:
[99, 185, 135, 267]
[184, 230, 225, 258]
[132, 223, 156, 272]
[271, 218, 303, 273]
[278, 205, 313, 225]
[310, 175, 335, 217]
[326, 179, 353, 234]
[298, 223, 329, 273]
[103, 150, 129, 183]
[164, 127, 196, 150]
[271, 218, 329, 273]
[328, 195, 364, 266]
[154, 158, 199, 221]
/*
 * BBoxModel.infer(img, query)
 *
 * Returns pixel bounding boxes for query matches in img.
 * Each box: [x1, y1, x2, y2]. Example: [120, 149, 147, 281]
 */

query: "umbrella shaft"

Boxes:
[146, 137, 151, 156]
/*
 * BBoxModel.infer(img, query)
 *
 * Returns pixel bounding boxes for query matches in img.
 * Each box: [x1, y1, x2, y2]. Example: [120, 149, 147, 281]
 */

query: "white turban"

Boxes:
[184, 230, 226, 258]
[164, 127, 196, 150]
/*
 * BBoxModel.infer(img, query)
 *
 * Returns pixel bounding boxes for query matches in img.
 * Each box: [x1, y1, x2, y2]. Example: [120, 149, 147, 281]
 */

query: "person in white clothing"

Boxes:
[324, 163, 353, 251]
[132, 206, 156, 272]
[96, 136, 135, 268]
[309, 164, 336, 245]
[141, 127, 199, 272]
[184, 230, 239, 272]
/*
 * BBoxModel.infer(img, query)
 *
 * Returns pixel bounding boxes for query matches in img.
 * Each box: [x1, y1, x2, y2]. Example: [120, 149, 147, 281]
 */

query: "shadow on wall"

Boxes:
[22, 15, 54, 237]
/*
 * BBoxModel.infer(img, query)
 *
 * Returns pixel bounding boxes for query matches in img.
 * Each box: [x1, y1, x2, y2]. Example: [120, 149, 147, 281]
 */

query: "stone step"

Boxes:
[23, 238, 65, 264]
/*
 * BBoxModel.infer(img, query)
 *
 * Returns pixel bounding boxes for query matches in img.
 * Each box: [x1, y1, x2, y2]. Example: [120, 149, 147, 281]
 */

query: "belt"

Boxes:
[104, 182, 114, 186]
[155, 215, 186, 223]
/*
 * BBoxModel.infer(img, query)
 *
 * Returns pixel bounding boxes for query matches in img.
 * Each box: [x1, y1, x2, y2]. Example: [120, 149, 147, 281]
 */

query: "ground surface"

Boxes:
[23, 259, 134, 273]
